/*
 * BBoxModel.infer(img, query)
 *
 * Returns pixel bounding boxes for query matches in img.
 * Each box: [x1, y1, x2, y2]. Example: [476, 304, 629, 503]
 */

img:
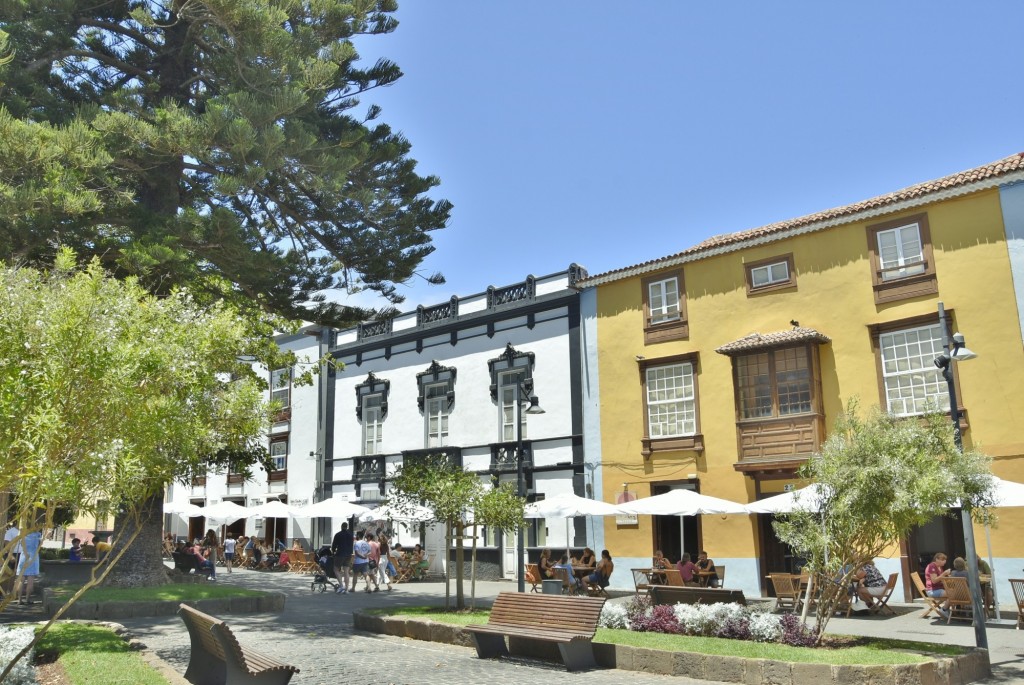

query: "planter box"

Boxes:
[351, 611, 990, 685]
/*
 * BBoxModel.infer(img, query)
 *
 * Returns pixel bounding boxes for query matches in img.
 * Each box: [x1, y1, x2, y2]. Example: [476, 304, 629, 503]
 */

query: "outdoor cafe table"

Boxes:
[572, 566, 595, 581]
[696, 569, 717, 586]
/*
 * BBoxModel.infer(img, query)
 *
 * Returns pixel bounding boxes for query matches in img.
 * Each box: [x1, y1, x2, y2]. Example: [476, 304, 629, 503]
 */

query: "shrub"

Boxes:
[0, 626, 36, 685]
[674, 602, 747, 636]
[624, 594, 650, 623]
[598, 602, 630, 629]
[715, 616, 752, 641]
[779, 613, 818, 647]
[630, 604, 681, 634]
[747, 610, 783, 642]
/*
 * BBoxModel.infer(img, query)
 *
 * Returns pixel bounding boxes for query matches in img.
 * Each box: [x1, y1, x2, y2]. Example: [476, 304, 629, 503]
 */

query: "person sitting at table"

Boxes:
[578, 547, 596, 567]
[950, 556, 969, 578]
[538, 548, 554, 579]
[696, 550, 718, 588]
[586, 550, 614, 591]
[553, 553, 580, 591]
[649, 549, 670, 584]
[412, 543, 429, 580]
[925, 552, 951, 619]
[676, 552, 700, 586]
[855, 561, 887, 607]
[291, 539, 303, 552]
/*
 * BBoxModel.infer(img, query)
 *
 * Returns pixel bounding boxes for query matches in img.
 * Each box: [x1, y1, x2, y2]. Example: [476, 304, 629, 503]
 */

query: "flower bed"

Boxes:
[354, 602, 991, 685]
[601, 596, 817, 647]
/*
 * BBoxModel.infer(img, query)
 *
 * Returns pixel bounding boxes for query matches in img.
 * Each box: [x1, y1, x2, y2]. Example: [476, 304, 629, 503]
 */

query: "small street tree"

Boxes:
[0, 252, 279, 681]
[388, 455, 524, 610]
[773, 401, 995, 642]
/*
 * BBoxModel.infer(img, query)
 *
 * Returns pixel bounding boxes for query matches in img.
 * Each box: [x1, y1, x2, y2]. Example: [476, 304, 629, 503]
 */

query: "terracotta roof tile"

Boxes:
[715, 327, 832, 355]
[584, 152, 1024, 284]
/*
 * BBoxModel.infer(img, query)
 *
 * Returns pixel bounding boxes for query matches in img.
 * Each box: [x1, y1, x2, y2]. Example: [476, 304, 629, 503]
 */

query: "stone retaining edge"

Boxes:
[41, 589, 287, 619]
[352, 612, 991, 685]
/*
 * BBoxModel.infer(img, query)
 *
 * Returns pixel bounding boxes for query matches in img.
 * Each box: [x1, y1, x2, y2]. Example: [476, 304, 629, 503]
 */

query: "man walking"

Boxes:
[223, 533, 237, 573]
[352, 531, 378, 592]
[331, 522, 354, 594]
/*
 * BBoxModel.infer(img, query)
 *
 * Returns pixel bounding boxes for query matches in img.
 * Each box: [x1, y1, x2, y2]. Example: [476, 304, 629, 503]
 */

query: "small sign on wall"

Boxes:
[615, 490, 638, 526]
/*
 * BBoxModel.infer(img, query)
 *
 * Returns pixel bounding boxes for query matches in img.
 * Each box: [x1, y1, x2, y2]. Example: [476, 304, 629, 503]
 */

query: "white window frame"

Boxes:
[750, 260, 790, 289]
[424, 383, 449, 448]
[270, 438, 288, 470]
[270, 368, 290, 408]
[648, 277, 681, 325]
[879, 323, 949, 416]
[645, 362, 697, 438]
[499, 370, 526, 442]
[362, 394, 383, 455]
[876, 223, 925, 281]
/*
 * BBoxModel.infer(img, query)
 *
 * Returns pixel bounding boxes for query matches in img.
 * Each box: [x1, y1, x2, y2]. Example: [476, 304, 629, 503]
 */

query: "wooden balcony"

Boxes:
[733, 413, 824, 476]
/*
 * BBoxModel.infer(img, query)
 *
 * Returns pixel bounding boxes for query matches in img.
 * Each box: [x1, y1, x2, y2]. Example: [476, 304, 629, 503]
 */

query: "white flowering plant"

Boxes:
[0, 626, 37, 685]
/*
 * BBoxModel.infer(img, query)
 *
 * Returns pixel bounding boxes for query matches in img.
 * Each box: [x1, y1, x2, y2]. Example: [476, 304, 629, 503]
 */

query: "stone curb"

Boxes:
[41, 589, 286, 619]
[352, 612, 991, 685]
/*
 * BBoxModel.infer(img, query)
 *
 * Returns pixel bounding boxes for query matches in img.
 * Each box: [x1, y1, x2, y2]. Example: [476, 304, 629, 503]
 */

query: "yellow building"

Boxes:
[579, 153, 1024, 600]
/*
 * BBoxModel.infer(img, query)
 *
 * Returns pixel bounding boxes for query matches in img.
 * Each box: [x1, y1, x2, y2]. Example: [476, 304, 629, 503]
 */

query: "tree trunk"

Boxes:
[455, 521, 465, 610]
[102, 492, 170, 587]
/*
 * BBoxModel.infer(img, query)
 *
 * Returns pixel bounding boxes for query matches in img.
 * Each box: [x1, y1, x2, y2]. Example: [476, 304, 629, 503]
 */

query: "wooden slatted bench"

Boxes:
[465, 592, 606, 671]
[650, 585, 747, 606]
[177, 604, 299, 685]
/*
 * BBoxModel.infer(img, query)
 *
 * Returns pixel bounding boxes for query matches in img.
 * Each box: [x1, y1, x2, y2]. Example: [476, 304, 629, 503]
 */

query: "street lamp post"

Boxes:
[514, 380, 545, 593]
[934, 301, 987, 650]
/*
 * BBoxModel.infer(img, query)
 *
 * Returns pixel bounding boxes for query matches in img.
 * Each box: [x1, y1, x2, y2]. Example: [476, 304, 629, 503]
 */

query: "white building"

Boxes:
[166, 266, 599, 580]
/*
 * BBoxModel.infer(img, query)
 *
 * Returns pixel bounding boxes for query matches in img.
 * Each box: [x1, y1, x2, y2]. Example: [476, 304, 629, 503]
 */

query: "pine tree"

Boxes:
[0, 0, 450, 326]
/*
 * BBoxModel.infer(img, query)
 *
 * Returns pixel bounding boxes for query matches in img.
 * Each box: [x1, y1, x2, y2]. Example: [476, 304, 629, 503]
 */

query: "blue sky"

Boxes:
[349, 1, 1024, 311]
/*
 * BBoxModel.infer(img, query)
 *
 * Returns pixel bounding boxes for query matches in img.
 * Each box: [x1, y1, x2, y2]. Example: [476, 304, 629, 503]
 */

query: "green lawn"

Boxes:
[385, 607, 965, 666]
[49, 582, 266, 603]
[36, 623, 166, 684]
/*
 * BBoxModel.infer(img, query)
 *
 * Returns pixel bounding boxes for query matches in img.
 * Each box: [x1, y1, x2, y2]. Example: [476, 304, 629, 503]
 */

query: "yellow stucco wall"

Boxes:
[594, 188, 1024, 562]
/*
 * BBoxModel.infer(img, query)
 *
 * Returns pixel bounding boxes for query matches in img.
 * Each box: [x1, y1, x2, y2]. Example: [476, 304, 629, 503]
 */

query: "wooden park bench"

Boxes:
[465, 592, 606, 671]
[650, 585, 747, 607]
[178, 604, 299, 685]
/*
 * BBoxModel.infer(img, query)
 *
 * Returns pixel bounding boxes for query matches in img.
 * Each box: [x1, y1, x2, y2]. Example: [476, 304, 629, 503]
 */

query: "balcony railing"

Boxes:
[490, 440, 533, 472]
[400, 446, 463, 469]
[353, 456, 385, 482]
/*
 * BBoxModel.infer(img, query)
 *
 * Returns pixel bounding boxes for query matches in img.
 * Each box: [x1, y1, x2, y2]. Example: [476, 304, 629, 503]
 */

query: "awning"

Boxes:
[715, 327, 831, 356]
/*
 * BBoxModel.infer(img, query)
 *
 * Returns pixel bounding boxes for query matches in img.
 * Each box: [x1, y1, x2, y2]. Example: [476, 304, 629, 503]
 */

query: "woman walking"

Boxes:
[203, 529, 219, 580]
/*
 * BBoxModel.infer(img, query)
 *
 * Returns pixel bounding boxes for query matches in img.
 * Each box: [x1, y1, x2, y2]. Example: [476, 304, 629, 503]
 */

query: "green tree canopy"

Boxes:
[0, 1, 451, 326]
[0, 251, 280, 678]
[774, 402, 994, 641]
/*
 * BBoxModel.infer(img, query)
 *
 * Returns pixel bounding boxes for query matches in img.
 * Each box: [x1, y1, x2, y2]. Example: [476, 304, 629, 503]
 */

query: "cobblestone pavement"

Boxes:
[9, 566, 1024, 684]
[118, 567, 716, 685]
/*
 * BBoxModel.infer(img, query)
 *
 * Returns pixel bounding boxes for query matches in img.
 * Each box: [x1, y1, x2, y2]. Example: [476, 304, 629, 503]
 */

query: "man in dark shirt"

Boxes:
[331, 522, 354, 594]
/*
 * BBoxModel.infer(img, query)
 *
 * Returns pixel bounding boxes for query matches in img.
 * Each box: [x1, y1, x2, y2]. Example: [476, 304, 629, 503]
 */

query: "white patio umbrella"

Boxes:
[744, 484, 830, 514]
[164, 501, 205, 519]
[615, 489, 747, 569]
[295, 495, 371, 520]
[358, 503, 434, 524]
[200, 500, 251, 523]
[614, 489, 748, 516]
[246, 500, 300, 518]
[524, 493, 620, 559]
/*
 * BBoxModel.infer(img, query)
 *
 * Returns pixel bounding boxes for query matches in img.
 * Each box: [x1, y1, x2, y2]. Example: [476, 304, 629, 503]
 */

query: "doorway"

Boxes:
[901, 509, 967, 600]
[651, 481, 700, 564]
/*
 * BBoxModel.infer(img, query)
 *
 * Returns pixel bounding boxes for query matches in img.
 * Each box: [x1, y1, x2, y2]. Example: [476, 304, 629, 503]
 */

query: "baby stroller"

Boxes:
[310, 546, 338, 593]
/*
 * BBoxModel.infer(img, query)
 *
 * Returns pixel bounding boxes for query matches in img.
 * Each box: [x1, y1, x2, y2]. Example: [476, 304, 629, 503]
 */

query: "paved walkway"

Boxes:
[119, 568, 705, 685]
[7, 566, 1024, 684]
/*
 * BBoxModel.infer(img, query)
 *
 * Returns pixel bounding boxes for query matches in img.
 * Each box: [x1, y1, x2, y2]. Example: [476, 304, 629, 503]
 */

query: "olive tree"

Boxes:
[387, 455, 524, 610]
[773, 401, 994, 641]
[0, 250, 279, 680]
